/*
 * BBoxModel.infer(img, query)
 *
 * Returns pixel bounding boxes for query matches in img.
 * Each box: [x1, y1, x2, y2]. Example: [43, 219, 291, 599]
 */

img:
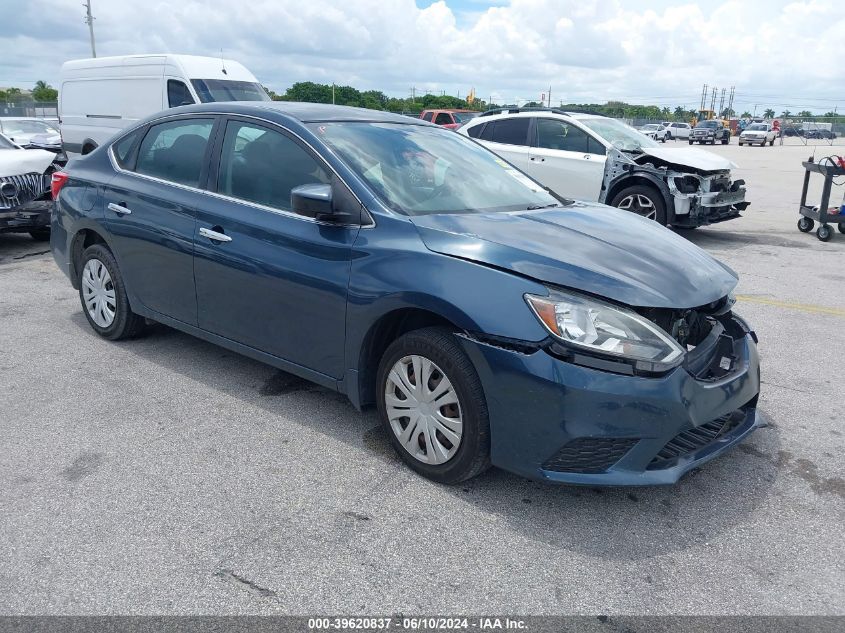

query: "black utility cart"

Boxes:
[797, 156, 845, 242]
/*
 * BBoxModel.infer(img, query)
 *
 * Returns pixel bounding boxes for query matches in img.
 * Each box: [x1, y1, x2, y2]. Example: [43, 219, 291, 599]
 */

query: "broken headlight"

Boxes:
[673, 175, 701, 194]
[525, 289, 685, 371]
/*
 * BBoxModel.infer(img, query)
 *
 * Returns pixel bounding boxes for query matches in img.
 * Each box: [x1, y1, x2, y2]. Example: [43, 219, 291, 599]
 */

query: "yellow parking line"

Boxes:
[736, 295, 845, 317]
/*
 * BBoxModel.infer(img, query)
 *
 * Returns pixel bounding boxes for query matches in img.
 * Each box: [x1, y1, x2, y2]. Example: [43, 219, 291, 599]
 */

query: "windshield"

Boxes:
[579, 117, 658, 151]
[452, 112, 479, 123]
[1, 119, 58, 135]
[190, 79, 270, 103]
[746, 124, 767, 131]
[640, 125, 659, 131]
[696, 120, 719, 128]
[311, 122, 561, 216]
[0, 134, 18, 150]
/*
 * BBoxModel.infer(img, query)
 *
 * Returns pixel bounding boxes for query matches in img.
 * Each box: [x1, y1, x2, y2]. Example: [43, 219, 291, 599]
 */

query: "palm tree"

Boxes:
[763, 108, 775, 119]
[781, 110, 791, 119]
[34, 80, 49, 91]
[673, 106, 686, 120]
[741, 111, 752, 118]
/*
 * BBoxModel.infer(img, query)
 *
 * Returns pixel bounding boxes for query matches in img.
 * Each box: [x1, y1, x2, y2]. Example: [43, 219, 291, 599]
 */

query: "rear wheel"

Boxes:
[78, 244, 145, 340]
[769, 139, 775, 146]
[721, 135, 729, 144]
[611, 185, 667, 225]
[377, 327, 491, 484]
[689, 140, 694, 145]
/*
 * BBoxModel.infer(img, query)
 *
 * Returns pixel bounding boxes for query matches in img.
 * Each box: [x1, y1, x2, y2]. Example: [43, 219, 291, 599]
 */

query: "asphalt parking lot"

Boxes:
[1, 138, 843, 615]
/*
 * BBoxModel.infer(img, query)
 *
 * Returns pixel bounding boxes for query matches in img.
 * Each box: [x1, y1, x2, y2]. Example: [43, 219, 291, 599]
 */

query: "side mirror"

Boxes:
[291, 183, 360, 224]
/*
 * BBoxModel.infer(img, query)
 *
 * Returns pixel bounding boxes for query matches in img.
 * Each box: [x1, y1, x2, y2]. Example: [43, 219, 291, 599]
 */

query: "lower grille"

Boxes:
[648, 409, 748, 469]
[542, 438, 638, 473]
[0, 172, 50, 210]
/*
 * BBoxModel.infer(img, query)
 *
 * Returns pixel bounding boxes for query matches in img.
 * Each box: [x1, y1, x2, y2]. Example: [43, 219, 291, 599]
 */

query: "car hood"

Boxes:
[0, 148, 56, 177]
[636, 146, 736, 171]
[410, 202, 738, 309]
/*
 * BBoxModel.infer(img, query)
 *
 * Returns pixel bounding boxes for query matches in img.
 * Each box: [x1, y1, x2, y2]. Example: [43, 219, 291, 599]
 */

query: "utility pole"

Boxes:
[332, 83, 335, 105]
[84, 0, 96, 57]
[548, 86, 551, 108]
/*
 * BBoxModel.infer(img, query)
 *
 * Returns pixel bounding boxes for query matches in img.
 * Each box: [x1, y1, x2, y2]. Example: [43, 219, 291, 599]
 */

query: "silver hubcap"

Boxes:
[618, 194, 657, 220]
[385, 355, 463, 465]
[81, 258, 116, 328]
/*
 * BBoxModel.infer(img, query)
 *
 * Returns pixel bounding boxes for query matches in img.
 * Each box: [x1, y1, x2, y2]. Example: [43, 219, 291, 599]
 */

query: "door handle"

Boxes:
[199, 227, 232, 243]
[530, 156, 545, 162]
[107, 202, 132, 215]
[583, 154, 592, 160]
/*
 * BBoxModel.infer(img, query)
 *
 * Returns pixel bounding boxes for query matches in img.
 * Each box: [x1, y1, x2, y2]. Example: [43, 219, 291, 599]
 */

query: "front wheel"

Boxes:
[798, 217, 814, 233]
[721, 136, 729, 144]
[689, 140, 694, 145]
[817, 225, 833, 242]
[610, 185, 667, 225]
[377, 327, 491, 484]
[78, 244, 146, 340]
[769, 139, 775, 146]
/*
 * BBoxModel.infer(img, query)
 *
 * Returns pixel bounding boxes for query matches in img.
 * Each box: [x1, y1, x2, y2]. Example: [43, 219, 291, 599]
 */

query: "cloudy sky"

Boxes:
[1, 0, 843, 113]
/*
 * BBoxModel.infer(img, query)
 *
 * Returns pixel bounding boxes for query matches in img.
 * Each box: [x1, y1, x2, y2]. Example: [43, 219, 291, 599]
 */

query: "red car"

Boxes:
[420, 109, 479, 130]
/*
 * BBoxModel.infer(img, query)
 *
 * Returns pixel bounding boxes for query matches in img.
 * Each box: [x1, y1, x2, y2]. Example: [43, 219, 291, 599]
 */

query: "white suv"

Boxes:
[662, 121, 692, 140]
[738, 123, 777, 146]
[458, 108, 748, 227]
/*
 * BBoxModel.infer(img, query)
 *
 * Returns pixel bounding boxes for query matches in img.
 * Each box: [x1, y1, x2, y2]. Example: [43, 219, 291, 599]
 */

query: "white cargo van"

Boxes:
[59, 54, 268, 155]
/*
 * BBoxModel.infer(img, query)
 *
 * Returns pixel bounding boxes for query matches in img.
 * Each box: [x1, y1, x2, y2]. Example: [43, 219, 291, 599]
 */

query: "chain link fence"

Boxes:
[0, 100, 58, 119]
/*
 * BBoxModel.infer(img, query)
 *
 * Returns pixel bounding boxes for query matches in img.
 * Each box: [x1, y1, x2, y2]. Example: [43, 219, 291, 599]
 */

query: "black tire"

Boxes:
[78, 243, 146, 340]
[838, 222, 845, 235]
[798, 217, 814, 233]
[817, 225, 832, 242]
[769, 139, 774, 146]
[610, 184, 668, 225]
[666, 132, 672, 140]
[721, 136, 729, 144]
[28, 228, 50, 241]
[689, 140, 694, 145]
[738, 142, 743, 146]
[376, 327, 491, 484]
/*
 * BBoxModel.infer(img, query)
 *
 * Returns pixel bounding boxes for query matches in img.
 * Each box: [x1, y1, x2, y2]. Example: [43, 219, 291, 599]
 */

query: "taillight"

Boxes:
[51, 171, 69, 200]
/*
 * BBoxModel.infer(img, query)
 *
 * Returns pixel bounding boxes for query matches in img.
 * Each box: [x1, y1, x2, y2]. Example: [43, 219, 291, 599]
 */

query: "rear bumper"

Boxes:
[459, 314, 761, 485]
[0, 199, 52, 233]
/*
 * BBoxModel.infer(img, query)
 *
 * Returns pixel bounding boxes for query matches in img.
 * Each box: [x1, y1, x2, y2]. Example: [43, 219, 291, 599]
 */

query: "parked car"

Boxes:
[738, 123, 777, 146]
[50, 102, 761, 485]
[59, 54, 268, 156]
[0, 118, 61, 149]
[419, 109, 479, 130]
[690, 120, 730, 145]
[638, 124, 668, 142]
[458, 108, 748, 227]
[0, 133, 61, 241]
[663, 122, 692, 140]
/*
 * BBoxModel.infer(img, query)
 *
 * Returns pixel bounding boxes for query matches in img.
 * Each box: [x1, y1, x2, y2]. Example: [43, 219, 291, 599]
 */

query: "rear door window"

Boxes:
[481, 118, 530, 145]
[422, 112, 433, 122]
[434, 113, 452, 125]
[134, 118, 214, 188]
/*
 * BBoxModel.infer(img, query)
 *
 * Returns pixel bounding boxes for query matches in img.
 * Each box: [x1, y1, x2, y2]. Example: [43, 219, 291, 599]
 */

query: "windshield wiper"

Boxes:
[526, 203, 562, 210]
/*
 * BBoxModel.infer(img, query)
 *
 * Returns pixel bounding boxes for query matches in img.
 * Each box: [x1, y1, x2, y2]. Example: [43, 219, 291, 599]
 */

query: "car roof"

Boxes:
[168, 101, 426, 125]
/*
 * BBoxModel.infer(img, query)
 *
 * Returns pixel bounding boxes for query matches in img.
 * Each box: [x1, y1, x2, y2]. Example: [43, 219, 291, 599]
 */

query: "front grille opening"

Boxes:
[647, 408, 748, 470]
[542, 437, 638, 473]
[636, 306, 716, 351]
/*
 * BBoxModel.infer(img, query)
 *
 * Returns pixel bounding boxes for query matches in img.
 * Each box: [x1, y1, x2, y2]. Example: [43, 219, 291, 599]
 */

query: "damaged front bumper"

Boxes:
[0, 198, 52, 233]
[459, 311, 761, 485]
[601, 148, 749, 228]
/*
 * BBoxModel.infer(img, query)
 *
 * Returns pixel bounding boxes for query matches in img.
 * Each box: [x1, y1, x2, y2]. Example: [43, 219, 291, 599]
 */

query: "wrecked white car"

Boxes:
[459, 108, 748, 227]
[0, 133, 63, 241]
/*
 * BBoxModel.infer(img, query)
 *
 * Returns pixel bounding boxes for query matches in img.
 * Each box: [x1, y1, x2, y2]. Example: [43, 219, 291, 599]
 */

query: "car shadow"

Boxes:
[69, 313, 779, 562]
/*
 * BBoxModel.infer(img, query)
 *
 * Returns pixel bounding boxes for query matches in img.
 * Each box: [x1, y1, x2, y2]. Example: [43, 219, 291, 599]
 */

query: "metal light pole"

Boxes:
[84, 0, 96, 57]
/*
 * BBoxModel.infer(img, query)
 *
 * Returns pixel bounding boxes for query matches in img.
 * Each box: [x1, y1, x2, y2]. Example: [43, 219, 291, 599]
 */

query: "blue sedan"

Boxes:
[50, 102, 761, 485]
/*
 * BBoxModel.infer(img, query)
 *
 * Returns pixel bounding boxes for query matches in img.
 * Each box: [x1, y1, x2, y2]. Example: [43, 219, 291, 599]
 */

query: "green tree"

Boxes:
[781, 109, 791, 118]
[673, 106, 686, 120]
[763, 108, 775, 118]
[32, 81, 58, 102]
[797, 110, 812, 118]
[720, 107, 735, 118]
[741, 111, 752, 118]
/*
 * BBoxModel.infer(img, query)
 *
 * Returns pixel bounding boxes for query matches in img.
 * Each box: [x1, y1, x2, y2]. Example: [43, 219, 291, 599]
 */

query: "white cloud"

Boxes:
[0, 0, 843, 112]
